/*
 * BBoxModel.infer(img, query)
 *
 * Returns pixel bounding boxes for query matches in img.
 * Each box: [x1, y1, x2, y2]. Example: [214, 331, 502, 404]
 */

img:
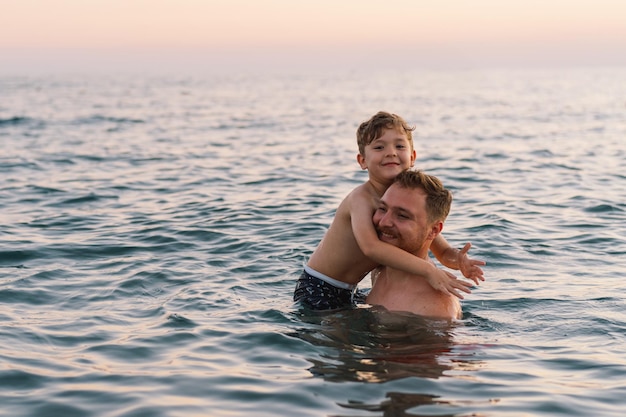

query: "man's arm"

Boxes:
[430, 234, 485, 284]
[348, 192, 472, 299]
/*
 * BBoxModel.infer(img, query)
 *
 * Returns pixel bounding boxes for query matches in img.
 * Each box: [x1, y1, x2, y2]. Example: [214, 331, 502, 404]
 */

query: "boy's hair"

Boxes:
[356, 111, 415, 155]
[393, 170, 452, 224]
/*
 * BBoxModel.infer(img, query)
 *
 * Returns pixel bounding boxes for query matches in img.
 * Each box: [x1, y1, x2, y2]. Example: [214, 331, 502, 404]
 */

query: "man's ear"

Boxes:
[428, 221, 444, 240]
[357, 153, 368, 170]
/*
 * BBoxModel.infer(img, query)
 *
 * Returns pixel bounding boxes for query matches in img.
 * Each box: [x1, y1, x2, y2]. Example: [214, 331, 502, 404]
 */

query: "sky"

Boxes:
[1, 0, 625, 74]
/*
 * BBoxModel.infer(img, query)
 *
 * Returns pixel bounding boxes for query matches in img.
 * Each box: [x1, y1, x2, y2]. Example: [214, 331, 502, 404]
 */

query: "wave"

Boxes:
[72, 115, 146, 125]
[0, 116, 43, 127]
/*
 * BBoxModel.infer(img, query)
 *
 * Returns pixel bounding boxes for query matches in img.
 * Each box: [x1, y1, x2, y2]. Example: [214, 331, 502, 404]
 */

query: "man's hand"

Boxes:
[458, 242, 486, 285]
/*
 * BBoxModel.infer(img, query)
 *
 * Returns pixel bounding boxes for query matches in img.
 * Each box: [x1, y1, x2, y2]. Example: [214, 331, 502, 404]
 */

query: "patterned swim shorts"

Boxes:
[293, 268, 356, 311]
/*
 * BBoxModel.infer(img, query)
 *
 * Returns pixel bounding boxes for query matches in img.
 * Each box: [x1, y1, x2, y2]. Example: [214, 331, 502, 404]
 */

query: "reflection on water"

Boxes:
[336, 392, 494, 417]
[291, 306, 486, 415]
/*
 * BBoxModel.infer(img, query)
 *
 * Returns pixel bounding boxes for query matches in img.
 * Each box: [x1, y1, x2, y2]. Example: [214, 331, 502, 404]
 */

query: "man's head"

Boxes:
[373, 170, 452, 255]
[356, 111, 415, 156]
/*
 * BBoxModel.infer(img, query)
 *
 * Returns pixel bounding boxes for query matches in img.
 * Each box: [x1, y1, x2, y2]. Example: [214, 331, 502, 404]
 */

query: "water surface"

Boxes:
[1, 68, 626, 416]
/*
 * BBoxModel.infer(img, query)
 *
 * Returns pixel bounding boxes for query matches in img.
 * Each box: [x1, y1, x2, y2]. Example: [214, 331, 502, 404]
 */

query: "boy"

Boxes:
[294, 111, 484, 310]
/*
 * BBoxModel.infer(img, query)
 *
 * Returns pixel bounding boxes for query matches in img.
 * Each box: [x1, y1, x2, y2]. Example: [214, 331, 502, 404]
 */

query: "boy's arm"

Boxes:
[350, 196, 472, 299]
[430, 234, 486, 284]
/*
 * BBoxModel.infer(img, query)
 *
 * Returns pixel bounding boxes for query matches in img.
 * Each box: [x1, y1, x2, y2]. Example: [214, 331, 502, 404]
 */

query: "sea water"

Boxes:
[1, 68, 625, 417]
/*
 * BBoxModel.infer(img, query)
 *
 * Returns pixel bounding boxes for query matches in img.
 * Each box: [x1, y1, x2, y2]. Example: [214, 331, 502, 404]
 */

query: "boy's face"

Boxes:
[373, 183, 440, 255]
[357, 128, 416, 181]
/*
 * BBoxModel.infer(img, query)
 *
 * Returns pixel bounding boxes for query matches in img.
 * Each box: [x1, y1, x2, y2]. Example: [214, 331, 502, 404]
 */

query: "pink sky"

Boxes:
[2, 0, 625, 73]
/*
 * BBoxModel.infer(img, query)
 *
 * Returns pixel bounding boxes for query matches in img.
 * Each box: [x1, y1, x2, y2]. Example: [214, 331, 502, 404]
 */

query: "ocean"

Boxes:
[1, 67, 625, 416]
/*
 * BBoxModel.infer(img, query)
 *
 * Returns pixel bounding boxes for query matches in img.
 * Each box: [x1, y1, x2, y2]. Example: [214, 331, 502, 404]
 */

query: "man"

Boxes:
[366, 170, 463, 319]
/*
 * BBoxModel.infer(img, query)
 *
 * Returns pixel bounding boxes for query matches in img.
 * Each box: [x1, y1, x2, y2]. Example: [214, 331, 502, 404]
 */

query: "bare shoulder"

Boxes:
[346, 182, 373, 200]
[327, 182, 376, 228]
[342, 182, 379, 210]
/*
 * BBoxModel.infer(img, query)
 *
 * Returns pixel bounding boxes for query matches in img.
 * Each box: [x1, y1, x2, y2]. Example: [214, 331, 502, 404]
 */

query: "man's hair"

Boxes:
[393, 170, 452, 224]
[356, 111, 415, 155]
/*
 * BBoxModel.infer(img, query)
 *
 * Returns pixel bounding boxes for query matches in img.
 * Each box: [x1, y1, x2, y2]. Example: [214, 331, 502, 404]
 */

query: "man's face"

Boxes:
[373, 183, 435, 255]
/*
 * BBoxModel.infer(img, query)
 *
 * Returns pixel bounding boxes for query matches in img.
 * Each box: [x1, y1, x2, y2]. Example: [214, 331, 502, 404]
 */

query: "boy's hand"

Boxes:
[427, 268, 473, 300]
[458, 242, 486, 285]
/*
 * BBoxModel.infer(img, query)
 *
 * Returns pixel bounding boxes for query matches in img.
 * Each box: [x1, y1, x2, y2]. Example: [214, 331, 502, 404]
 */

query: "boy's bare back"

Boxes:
[307, 181, 380, 286]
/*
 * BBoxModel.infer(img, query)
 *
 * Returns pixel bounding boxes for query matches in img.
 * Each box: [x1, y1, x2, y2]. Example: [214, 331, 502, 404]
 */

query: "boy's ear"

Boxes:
[357, 153, 368, 170]
[410, 149, 416, 167]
